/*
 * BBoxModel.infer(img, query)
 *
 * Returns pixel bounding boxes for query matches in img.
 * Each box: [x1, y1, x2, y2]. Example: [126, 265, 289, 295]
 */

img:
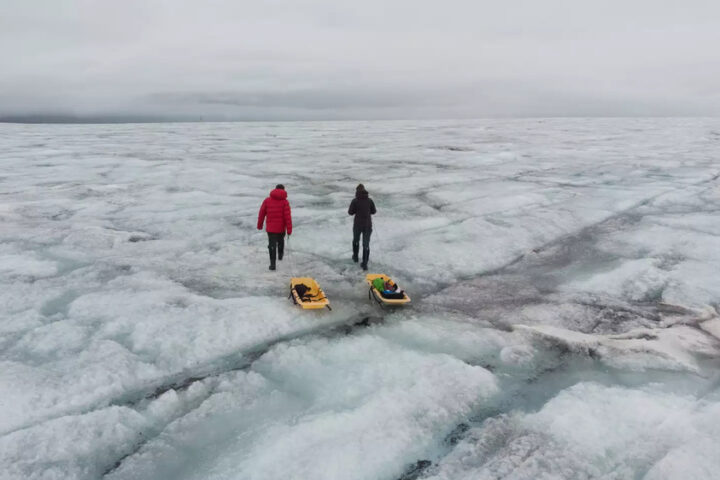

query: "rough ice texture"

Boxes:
[1, 118, 719, 479]
[426, 383, 720, 480]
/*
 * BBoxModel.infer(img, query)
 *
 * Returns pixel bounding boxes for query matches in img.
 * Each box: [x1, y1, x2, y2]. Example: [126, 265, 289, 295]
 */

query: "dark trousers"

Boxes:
[267, 232, 285, 265]
[353, 226, 371, 266]
[353, 226, 372, 250]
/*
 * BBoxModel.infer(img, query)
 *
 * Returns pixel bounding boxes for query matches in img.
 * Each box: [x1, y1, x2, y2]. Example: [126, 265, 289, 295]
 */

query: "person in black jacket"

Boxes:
[348, 184, 376, 270]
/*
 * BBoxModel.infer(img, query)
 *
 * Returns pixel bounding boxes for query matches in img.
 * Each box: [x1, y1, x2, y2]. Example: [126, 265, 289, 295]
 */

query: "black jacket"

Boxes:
[348, 190, 376, 229]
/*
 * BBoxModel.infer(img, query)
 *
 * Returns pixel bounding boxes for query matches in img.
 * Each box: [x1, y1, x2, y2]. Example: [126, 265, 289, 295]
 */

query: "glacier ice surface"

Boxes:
[1, 118, 719, 479]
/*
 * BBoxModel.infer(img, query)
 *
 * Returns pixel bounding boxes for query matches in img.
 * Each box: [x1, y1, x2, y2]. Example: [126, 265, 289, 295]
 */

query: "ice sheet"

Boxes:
[1, 118, 719, 479]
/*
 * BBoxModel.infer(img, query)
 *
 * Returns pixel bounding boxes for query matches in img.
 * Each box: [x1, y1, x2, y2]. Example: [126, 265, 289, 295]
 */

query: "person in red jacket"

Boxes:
[257, 184, 293, 270]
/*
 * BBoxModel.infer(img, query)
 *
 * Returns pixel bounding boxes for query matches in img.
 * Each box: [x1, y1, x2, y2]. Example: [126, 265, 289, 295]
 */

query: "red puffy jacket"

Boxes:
[257, 188, 292, 235]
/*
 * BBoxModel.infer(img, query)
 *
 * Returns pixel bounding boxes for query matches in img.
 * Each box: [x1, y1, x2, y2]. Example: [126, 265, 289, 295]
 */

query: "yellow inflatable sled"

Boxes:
[366, 273, 411, 306]
[289, 277, 332, 310]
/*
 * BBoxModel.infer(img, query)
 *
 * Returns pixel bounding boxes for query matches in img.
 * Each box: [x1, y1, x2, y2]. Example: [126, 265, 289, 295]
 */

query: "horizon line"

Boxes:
[2, 114, 719, 125]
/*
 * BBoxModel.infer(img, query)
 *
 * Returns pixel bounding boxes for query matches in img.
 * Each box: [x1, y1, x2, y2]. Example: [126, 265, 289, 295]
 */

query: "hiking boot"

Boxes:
[361, 248, 369, 270]
[269, 245, 277, 271]
[352, 242, 359, 263]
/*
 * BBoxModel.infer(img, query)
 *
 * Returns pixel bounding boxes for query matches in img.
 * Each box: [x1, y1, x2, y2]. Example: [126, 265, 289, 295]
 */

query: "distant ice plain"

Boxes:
[1, 119, 719, 479]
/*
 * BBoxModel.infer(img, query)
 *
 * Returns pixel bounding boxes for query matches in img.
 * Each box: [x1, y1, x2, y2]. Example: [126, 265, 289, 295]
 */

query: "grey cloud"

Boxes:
[147, 86, 446, 110]
[1, 0, 719, 121]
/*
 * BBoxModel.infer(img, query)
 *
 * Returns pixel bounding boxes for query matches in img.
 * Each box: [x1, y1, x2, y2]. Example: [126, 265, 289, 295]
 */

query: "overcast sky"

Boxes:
[1, 0, 719, 120]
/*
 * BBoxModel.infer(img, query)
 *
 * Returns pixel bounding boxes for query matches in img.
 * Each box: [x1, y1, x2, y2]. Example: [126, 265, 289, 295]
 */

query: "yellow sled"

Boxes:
[366, 274, 411, 306]
[289, 277, 331, 310]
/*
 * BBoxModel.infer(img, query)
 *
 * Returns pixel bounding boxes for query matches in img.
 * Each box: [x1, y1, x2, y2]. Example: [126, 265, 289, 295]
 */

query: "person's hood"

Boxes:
[355, 188, 368, 199]
[270, 188, 287, 200]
